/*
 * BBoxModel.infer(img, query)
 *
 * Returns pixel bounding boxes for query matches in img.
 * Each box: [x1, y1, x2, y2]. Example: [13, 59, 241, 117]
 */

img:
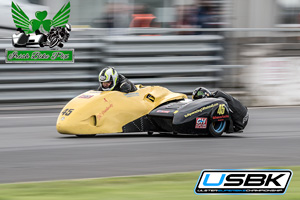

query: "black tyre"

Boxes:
[208, 121, 226, 137]
[12, 40, 25, 47]
[147, 131, 154, 136]
[39, 40, 44, 47]
[39, 35, 47, 47]
[76, 134, 96, 138]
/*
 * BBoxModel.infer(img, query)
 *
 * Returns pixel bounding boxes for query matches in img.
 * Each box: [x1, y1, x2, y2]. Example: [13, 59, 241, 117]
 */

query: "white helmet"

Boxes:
[98, 67, 119, 91]
[65, 23, 71, 31]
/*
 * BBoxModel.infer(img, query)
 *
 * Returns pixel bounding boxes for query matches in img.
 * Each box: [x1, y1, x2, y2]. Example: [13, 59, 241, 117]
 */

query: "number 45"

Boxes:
[61, 109, 74, 116]
[217, 104, 225, 115]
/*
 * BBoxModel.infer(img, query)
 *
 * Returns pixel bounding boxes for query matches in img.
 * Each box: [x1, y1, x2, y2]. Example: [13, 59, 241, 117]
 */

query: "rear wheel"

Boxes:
[209, 121, 226, 137]
[147, 131, 153, 136]
[39, 35, 46, 47]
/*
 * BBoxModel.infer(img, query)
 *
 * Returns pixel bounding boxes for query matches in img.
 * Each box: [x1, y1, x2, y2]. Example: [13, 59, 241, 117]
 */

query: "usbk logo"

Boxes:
[194, 169, 292, 195]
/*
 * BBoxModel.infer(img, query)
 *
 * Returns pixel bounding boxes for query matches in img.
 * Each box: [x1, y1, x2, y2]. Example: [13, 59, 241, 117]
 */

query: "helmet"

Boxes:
[192, 87, 212, 100]
[99, 67, 119, 91]
[65, 24, 71, 32]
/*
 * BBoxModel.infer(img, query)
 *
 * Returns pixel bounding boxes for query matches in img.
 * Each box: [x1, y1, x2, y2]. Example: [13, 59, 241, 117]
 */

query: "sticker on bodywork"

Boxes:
[145, 94, 155, 102]
[157, 110, 170, 113]
[195, 117, 207, 129]
[185, 103, 218, 118]
[124, 92, 139, 97]
[212, 115, 229, 121]
[78, 95, 94, 99]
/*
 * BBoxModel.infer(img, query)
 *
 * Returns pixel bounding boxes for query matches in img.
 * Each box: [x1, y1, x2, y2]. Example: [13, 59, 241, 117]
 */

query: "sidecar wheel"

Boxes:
[147, 131, 153, 136]
[209, 121, 226, 137]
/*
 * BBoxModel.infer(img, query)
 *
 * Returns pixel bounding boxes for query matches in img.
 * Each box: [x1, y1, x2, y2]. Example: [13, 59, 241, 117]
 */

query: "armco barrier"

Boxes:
[0, 34, 103, 104]
[0, 29, 243, 106]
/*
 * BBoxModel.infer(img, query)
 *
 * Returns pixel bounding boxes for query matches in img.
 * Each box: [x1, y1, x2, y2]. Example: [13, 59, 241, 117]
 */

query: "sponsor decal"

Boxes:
[96, 100, 113, 120]
[89, 91, 102, 94]
[185, 103, 218, 118]
[6, 2, 74, 63]
[124, 92, 139, 97]
[146, 94, 155, 102]
[78, 95, 94, 99]
[101, 103, 113, 115]
[212, 115, 229, 121]
[195, 117, 207, 129]
[157, 110, 170, 113]
[195, 169, 292, 195]
[217, 104, 225, 115]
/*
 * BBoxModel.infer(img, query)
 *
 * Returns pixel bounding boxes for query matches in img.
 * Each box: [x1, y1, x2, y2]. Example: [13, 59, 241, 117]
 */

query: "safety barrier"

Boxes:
[102, 34, 227, 94]
[0, 34, 102, 104]
[0, 29, 243, 106]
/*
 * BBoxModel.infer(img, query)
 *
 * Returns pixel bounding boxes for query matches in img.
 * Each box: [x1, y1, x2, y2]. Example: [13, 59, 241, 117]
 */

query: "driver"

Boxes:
[192, 87, 249, 132]
[98, 67, 137, 93]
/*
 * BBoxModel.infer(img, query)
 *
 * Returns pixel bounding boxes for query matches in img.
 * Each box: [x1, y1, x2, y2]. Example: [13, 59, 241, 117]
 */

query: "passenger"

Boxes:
[192, 87, 249, 132]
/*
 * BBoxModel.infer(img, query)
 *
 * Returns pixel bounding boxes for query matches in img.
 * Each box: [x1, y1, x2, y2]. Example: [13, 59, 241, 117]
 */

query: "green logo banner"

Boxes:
[5, 49, 74, 63]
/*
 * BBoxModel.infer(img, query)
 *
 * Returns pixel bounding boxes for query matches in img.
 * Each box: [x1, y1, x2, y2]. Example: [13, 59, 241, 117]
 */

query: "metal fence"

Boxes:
[0, 28, 244, 106]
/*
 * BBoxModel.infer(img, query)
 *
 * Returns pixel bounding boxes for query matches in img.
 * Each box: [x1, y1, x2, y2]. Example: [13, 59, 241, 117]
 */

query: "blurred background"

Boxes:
[1, 0, 300, 108]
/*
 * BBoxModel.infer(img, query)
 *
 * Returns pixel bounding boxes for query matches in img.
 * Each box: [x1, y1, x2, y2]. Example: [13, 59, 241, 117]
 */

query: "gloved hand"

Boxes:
[120, 82, 131, 93]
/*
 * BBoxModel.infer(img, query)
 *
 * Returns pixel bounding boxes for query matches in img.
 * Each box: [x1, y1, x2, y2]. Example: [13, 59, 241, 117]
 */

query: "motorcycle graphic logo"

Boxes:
[11, 1, 71, 48]
[6, 2, 74, 63]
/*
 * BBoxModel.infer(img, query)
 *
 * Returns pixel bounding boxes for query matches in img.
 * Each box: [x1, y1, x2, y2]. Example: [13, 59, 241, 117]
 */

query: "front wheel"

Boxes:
[209, 121, 226, 137]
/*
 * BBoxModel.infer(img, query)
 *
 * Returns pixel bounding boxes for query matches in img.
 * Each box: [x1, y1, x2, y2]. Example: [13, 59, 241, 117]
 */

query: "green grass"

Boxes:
[0, 166, 299, 200]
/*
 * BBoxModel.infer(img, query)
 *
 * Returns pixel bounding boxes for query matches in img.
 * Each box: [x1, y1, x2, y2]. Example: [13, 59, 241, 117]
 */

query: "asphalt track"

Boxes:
[0, 107, 299, 183]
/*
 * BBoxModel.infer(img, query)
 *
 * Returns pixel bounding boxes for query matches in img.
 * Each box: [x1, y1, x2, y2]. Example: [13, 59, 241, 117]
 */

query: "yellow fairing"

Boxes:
[56, 85, 187, 135]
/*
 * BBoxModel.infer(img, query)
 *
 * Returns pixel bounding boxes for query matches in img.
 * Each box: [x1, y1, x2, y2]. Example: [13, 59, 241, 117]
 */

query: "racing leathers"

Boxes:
[212, 90, 249, 132]
[98, 74, 137, 93]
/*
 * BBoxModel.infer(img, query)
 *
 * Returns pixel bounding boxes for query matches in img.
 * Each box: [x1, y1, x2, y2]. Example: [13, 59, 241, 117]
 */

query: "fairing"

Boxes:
[149, 98, 230, 134]
[56, 85, 187, 135]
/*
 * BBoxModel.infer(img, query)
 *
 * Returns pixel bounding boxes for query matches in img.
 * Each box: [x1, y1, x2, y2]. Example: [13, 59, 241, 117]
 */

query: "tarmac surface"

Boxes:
[0, 107, 299, 183]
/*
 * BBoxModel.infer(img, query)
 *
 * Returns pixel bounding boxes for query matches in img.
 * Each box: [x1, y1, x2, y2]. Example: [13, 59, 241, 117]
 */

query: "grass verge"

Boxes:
[0, 166, 298, 200]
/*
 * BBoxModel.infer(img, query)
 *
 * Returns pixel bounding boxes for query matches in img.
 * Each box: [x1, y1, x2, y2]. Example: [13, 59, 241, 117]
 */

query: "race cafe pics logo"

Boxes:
[5, 2, 74, 63]
[194, 169, 293, 195]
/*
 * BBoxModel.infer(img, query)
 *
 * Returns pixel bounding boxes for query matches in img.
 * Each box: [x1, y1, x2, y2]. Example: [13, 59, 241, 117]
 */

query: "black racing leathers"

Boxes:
[212, 90, 249, 131]
[98, 74, 137, 93]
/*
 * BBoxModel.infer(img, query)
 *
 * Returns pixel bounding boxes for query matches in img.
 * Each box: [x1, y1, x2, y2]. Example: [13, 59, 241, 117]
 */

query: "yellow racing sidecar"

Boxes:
[56, 85, 187, 136]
